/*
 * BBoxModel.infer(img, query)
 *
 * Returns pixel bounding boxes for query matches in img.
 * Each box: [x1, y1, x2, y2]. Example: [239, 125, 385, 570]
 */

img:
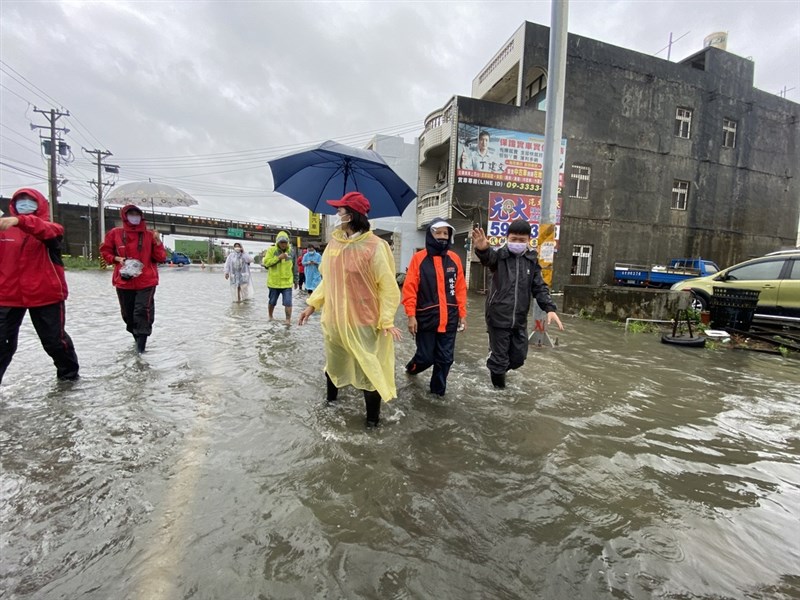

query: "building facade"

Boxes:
[417, 21, 800, 291]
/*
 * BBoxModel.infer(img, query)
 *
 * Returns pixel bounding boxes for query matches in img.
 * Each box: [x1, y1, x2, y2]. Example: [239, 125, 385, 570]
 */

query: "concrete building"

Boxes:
[418, 21, 800, 290]
[367, 134, 422, 273]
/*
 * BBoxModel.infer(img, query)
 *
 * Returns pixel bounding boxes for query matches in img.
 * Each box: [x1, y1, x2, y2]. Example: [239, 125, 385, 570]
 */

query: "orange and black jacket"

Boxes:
[402, 232, 467, 333]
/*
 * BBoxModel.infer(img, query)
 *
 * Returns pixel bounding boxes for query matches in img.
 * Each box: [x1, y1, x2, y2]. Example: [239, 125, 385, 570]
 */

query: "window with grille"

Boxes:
[723, 118, 737, 148]
[570, 164, 591, 199]
[672, 180, 690, 210]
[674, 107, 692, 138]
[571, 245, 592, 276]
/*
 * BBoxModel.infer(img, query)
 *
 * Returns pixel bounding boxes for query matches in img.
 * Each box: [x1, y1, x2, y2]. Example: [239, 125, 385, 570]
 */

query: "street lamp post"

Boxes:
[80, 211, 93, 260]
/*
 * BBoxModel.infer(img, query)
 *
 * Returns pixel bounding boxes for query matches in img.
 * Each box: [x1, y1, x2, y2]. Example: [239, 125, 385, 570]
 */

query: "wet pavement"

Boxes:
[1, 268, 799, 599]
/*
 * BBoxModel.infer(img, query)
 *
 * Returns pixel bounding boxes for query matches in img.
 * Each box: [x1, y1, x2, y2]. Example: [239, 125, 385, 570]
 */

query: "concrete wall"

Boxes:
[439, 22, 800, 293]
[562, 285, 692, 321]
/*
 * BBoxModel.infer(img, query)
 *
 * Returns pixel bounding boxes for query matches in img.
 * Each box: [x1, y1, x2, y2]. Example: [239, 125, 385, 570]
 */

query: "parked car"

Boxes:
[671, 251, 800, 321]
[166, 252, 191, 265]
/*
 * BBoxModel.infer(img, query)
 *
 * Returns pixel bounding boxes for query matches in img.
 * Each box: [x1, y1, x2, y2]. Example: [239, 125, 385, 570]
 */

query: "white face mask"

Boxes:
[15, 199, 38, 214]
[128, 215, 142, 225]
[332, 214, 350, 228]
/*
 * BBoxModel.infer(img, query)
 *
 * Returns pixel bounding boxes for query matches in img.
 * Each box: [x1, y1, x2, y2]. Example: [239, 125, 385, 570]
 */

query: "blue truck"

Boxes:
[166, 251, 192, 265]
[614, 258, 720, 289]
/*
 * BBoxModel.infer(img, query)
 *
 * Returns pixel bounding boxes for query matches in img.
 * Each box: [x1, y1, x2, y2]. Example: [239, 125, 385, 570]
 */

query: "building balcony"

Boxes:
[419, 99, 455, 163]
[416, 189, 450, 228]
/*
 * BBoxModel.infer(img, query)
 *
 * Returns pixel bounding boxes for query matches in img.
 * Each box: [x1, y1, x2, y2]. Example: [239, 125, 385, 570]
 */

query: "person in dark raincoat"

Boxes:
[472, 219, 564, 389]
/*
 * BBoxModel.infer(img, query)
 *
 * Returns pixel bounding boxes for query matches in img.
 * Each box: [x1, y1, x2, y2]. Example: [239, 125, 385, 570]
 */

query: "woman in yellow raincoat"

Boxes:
[298, 192, 402, 428]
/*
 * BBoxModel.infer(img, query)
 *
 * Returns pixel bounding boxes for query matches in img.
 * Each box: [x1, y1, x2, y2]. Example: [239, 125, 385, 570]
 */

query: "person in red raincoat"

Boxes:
[0, 188, 80, 383]
[100, 205, 167, 353]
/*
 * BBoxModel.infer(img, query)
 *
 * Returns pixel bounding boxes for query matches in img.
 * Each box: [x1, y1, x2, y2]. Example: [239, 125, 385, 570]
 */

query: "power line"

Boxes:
[0, 82, 32, 105]
[0, 59, 63, 108]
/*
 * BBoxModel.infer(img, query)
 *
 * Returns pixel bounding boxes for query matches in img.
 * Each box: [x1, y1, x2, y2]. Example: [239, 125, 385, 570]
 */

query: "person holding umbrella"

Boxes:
[100, 204, 167, 353]
[298, 192, 402, 428]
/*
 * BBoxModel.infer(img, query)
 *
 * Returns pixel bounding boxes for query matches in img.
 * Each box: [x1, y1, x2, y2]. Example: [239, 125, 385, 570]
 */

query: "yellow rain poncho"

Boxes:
[306, 229, 400, 400]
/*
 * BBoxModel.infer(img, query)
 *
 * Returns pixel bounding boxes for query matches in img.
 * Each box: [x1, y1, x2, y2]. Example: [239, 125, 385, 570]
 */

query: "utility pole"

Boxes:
[85, 149, 119, 254]
[32, 107, 70, 221]
[531, 0, 569, 348]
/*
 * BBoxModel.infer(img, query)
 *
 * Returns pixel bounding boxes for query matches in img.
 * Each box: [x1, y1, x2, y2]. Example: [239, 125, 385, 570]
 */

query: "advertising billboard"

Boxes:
[455, 123, 566, 248]
[456, 123, 566, 192]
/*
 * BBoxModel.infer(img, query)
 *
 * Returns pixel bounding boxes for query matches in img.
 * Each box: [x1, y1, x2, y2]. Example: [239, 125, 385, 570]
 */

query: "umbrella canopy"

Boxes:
[267, 140, 417, 218]
[104, 181, 199, 210]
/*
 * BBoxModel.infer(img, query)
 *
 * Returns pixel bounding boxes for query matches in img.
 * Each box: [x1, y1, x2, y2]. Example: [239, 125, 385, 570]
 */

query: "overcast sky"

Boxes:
[2, 0, 798, 234]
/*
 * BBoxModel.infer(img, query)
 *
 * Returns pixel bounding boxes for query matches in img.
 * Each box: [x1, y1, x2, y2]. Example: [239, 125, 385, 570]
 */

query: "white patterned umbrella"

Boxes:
[104, 181, 199, 213]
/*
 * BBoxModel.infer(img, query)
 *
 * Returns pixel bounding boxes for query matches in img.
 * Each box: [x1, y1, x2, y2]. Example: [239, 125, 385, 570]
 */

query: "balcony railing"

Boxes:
[416, 189, 450, 228]
[419, 99, 455, 161]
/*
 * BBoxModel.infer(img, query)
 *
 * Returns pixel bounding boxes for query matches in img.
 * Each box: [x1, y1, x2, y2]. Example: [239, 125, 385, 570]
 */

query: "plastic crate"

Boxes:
[709, 287, 760, 309]
[709, 287, 760, 330]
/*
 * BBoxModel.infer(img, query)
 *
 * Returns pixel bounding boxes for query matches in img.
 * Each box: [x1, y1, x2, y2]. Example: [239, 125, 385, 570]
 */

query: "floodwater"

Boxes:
[1, 268, 799, 600]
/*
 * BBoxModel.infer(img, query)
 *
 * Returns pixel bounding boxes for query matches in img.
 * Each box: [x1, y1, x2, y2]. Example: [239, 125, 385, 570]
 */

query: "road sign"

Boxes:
[227, 227, 245, 238]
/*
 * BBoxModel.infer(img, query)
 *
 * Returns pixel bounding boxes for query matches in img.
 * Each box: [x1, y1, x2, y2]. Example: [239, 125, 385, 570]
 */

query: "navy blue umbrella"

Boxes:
[267, 140, 417, 218]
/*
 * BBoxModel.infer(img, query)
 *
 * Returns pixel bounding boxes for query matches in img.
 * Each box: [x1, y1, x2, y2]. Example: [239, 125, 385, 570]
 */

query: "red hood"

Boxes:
[120, 204, 147, 232]
[10, 188, 50, 220]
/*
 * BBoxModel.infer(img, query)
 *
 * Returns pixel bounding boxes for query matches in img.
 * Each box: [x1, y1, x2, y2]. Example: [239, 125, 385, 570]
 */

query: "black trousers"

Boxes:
[0, 302, 80, 383]
[116, 287, 156, 337]
[326, 372, 381, 423]
[486, 326, 528, 375]
[406, 330, 456, 395]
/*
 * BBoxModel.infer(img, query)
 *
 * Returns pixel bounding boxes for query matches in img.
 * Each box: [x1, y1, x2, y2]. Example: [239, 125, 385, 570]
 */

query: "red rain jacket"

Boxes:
[99, 204, 167, 289]
[0, 188, 69, 307]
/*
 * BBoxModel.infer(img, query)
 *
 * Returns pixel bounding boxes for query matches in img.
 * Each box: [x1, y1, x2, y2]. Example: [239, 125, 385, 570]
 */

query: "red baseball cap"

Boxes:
[327, 191, 370, 216]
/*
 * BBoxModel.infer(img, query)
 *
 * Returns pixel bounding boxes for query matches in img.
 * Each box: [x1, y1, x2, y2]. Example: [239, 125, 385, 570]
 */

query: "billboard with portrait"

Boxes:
[456, 123, 566, 191]
[455, 123, 566, 248]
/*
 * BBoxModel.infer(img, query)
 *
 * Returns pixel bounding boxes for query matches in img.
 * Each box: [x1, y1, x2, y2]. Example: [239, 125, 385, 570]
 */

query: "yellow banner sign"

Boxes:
[537, 223, 557, 287]
[308, 212, 320, 236]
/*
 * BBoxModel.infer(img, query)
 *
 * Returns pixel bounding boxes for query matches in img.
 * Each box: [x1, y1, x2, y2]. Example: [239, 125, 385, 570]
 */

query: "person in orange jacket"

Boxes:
[0, 188, 80, 383]
[402, 219, 466, 396]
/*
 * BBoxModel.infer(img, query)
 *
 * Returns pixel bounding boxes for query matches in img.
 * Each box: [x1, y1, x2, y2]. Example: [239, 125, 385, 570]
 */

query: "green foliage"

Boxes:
[62, 256, 102, 270]
[626, 320, 661, 334]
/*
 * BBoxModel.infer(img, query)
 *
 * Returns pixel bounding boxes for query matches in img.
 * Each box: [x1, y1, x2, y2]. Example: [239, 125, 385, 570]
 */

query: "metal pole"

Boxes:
[540, 0, 569, 226]
[48, 110, 58, 222]
[532, 0, 569, 347]
[97, 156, 105, 251]
[88, 210, 93, 260]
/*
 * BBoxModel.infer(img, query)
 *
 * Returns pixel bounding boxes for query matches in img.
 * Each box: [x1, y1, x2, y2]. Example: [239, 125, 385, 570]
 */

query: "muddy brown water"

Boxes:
[1, 269, 798, 599]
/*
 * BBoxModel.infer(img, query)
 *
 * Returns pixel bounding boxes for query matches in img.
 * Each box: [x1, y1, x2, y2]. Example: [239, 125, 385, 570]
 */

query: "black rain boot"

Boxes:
[325, 372, 339, 404]
[364, 390, 381, 428]
[490, 372, 506, 389]
[135, 335, 147, 353]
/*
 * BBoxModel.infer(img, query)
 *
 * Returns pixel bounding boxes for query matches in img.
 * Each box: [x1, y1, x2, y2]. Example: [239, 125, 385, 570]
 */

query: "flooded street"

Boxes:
[1, 268, 799, 599]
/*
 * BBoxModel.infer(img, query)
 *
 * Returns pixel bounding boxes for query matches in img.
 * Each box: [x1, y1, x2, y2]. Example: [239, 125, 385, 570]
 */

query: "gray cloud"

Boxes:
[2, 0, 797, 231]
